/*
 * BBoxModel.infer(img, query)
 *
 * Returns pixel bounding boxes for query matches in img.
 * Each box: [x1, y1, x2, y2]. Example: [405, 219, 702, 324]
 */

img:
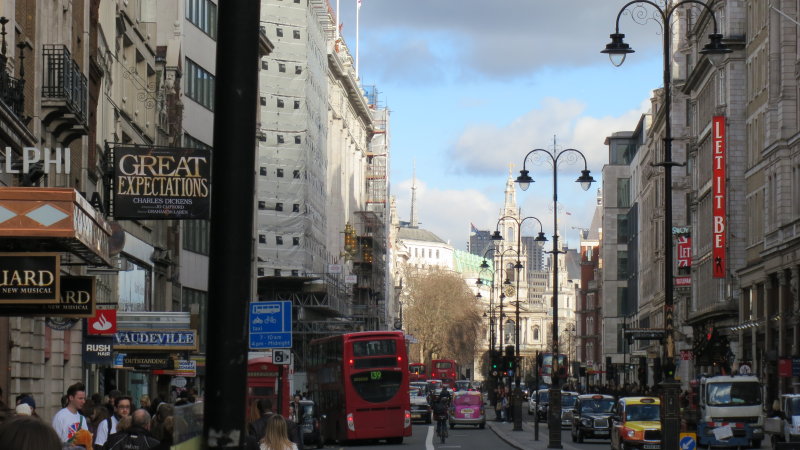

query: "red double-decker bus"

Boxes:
[308, 331, 411, 444]
[538, 353, 568, 380]
[430, 359, 457, 388]
[409, 363, 427, 381]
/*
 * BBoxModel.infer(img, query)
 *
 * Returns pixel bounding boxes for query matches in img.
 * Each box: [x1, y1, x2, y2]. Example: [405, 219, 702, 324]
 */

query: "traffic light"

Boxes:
[638, 356, 647, 386]
[489, 350, 500, 377]
[606, 356, 615, 384]
[663, 360, 676, 380]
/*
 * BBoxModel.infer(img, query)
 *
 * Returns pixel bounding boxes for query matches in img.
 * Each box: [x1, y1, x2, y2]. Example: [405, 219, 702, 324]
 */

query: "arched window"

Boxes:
[504, 320, 515, 344]
[533, 326, 540, 341]
[507, 226, 514, 242]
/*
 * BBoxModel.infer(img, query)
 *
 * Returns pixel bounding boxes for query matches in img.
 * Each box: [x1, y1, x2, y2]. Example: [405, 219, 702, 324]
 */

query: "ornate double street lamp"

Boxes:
[492, 215, 546, 431]
[516, 149, 594, 448]
[601, 2, 730, 449]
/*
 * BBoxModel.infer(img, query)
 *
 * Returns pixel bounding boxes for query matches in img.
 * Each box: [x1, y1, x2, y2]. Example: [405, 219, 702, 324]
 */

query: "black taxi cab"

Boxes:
[610, 397, 662, 450]
[570, 393, 615, 442]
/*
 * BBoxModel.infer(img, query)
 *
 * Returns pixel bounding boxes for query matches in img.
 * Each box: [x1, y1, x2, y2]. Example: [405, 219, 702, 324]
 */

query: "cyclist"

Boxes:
[432, 388, 451, 443]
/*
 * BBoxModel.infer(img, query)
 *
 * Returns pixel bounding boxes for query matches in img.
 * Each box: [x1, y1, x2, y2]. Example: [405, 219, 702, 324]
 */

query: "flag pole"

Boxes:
[335, 0, 340, 41]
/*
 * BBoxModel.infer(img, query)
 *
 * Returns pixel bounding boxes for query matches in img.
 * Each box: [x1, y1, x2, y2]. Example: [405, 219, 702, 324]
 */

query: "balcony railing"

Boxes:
[0, 63, 24, 118]
[42, 44, 87, 125]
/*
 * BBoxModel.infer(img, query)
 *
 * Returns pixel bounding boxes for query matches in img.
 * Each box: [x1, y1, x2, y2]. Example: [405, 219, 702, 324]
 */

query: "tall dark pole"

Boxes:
[600, 3, 730, 450]
[204, 1, 261, 447]
[549, 164, 562, 449]
[515, 148, 594, 449]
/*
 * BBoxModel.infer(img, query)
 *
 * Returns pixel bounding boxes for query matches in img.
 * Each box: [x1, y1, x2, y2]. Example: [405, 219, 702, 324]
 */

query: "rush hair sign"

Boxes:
[712, 116, 726, 278]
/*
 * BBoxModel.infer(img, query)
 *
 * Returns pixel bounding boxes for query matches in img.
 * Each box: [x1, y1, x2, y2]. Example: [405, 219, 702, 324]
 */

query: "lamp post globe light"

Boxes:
[601, 2, 730, 450]
[516, 148, 593, 448]
[492, 215, 546, 431]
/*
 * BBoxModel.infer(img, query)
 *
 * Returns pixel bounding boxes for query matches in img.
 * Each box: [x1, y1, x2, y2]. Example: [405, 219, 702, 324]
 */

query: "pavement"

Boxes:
[487, 419, 576, 450]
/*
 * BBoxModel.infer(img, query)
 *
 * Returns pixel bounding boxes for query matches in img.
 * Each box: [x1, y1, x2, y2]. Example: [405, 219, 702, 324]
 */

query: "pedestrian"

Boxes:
[16, 394, 38, 418]
[52, 381, 89, 444]
[94, 395, 133, 449]
[88, 405, 110, 436]
[0, 415, 61, 449]
[248, 399, 303, 449]
[103, 408, 159, 449]
[105, 390, 122, 416]
[259, 414, 297, 450]
[139, 395, 151, 412]
[150, 403, 173, 441]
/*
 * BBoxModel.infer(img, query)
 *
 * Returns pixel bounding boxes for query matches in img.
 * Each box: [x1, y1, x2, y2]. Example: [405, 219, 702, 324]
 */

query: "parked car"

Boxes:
[297, 399, 325, 449]
[449, 391, 485, 429]
[409, 386, 432, 424]
[570, 394, 615, 443]
[610, 397, 662, 450]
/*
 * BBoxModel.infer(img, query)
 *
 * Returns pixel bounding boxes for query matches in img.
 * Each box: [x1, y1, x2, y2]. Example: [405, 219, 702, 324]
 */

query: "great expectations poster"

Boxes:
[112, 146, 211, 220]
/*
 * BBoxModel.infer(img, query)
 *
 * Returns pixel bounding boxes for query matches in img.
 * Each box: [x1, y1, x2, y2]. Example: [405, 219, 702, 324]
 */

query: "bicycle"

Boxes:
[435, 415, 449, 443]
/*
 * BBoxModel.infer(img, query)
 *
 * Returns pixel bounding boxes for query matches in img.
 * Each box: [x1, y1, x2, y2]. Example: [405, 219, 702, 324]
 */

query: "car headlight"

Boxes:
[581, 419, 592, 426]
[626, 429, 636, 438]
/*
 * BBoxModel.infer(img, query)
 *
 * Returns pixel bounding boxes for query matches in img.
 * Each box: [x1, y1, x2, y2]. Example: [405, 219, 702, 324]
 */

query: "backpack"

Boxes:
[432, 401, 448, 417]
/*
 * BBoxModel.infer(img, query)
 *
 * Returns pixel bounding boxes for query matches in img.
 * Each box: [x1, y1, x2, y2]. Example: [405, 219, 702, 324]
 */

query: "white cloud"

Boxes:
[448, 97, 649, 177]
[394, 178, 498, 248]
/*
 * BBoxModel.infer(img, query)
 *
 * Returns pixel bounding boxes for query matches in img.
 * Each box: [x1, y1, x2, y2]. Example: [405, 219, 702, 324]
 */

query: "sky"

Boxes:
[337, 0, 667, 249]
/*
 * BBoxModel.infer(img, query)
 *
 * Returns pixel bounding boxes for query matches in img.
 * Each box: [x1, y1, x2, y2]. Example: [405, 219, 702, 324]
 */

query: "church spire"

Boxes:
[410, 162, 418, 228]
[503, 165, 518, 216]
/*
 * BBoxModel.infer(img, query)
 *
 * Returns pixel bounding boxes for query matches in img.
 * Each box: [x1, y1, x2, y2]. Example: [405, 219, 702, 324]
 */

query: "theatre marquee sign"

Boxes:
[0, 253, 59, 303]
[113, 330, 197, 351]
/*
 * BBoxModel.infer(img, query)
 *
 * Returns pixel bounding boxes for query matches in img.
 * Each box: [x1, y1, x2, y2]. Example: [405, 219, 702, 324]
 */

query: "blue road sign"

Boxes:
[680, 434, 696, 450]
[249, 301, 292, 349]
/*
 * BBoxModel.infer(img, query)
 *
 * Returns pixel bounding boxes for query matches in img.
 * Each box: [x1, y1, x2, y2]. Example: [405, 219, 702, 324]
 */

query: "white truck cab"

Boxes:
[696, 375, 763, 448]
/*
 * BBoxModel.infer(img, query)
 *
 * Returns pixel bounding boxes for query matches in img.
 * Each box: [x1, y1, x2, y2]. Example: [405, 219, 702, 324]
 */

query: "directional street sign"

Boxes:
[624, 328, 666, 341]
[273, 349, 291, 365]
[679, 433, 696, 450]
[249, 301, 292, 349]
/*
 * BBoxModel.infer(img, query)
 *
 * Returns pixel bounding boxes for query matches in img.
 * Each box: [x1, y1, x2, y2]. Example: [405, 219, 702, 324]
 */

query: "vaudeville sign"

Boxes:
[113, 330, 197, 351]
[0, 253, 60, 304]
[112, 146, 211, 220]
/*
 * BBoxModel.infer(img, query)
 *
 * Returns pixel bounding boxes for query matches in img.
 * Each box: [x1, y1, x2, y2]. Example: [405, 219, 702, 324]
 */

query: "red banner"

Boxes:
[712, 116, 726, 278]
[677, 235, 691, 268]
[779, 358, 792, 377]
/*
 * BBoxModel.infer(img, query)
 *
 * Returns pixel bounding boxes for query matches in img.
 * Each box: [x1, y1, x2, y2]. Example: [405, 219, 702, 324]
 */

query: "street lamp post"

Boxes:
[516, 149, 594, 448]
[601, 2, 730, 449]
[492, 215, 547, 431]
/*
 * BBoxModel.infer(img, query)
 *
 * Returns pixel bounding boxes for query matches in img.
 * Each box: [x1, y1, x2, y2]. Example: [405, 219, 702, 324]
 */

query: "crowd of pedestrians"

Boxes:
[0, 383, 307, 450]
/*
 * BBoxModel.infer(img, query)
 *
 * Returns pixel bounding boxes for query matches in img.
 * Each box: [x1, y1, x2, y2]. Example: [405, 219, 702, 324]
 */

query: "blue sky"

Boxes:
[338, 0, 666, 248]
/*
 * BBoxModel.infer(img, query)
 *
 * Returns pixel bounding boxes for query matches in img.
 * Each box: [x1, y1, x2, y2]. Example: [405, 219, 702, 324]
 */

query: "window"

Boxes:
[294, 100, 300, 109]
[533, 326, 539, 340]
[259, 234, 266, 244]
[292, 204, 300, 212]
[258, 268, 264, 276]
[261, 60, 268, 70]
[291, 270, 299, 276]
[294, 135, 301, 144]
[183, 220, 210, 255]
[184, 133, 212, 151]
[617, 178, 631, 208]
[279, 63, 286, 73]
[258, 201, 266, 209]
[186, 0, 218, 39]
[260, 97, 266, 106]
[274, 269, 281, 276]
[277, 135, 284, 144]
[293, 170, 300, 179]
[293, 30, 300, 39]
[277, 99, 284, 108]
[276, 169, 284, 177]
[617, 214, 629, 243]
[617, 250, 628, 280]
[275, 202, 283, 211]
[276, 236, 283, 245]
[293, 237, 300, 246]
[186, 59, 215, 111]
[260, 167, 267, 176]
[295, 65, 302, 74]
[276, 28, 283, 37]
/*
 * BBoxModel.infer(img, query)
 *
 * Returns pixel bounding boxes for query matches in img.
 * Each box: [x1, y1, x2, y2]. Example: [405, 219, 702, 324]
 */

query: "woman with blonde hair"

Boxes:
[259, 414, 297, 450]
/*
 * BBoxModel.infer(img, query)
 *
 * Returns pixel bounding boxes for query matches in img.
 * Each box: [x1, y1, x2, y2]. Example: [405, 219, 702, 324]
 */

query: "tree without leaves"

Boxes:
[403, 268, 484, 371]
